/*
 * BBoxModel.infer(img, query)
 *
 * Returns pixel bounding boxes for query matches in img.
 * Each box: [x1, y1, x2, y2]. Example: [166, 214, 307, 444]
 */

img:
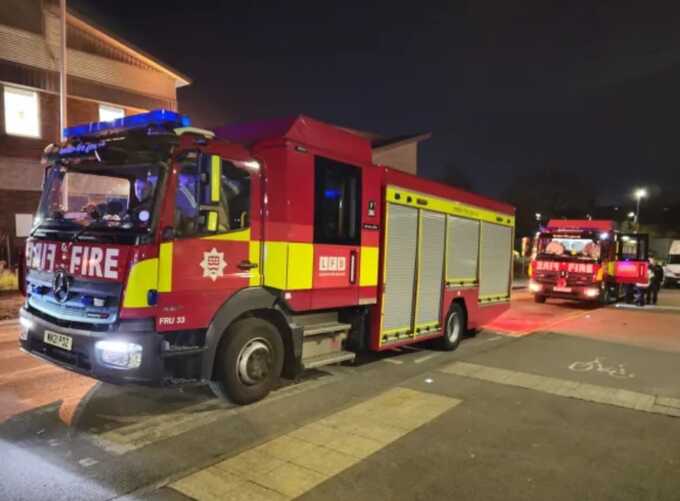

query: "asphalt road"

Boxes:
[1, 290, 680, 500]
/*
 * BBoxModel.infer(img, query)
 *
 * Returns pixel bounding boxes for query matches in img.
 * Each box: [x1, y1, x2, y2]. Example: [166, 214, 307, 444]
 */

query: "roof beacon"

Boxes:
[63, 109, 191, 139]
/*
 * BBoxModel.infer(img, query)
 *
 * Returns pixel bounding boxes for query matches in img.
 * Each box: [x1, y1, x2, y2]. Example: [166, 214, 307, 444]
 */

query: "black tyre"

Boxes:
[436, 302, 465, 351]
[209, 318, 284, 405]
[534, 294, 546, 304]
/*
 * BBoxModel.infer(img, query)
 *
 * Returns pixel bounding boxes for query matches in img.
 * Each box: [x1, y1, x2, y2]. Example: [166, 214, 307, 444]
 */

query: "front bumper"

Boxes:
[19, 307, 165, 385]
[532, 283, 601, 301]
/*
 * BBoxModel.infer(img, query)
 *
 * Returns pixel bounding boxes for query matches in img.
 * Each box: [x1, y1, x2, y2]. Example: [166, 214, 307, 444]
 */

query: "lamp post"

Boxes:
[634, 188, 647, 230]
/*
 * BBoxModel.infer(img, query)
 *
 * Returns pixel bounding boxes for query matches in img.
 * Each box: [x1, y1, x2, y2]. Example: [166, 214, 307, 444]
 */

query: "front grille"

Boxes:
[26, 269, 122, 327]
[27, 304, 111, 332]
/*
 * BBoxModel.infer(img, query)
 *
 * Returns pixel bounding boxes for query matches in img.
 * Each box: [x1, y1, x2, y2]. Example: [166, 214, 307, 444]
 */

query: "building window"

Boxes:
[3, 86, 40, 138]
[314, 156, 362, 246]
[99, 104, 125, 122]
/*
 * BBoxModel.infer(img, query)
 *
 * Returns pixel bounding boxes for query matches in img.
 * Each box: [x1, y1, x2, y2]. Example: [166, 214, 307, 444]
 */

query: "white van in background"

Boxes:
[664, 240, 680, 287]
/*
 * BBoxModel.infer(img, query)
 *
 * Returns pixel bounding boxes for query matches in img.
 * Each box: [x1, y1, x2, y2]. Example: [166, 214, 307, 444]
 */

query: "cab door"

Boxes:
[156, 153, 261, 331]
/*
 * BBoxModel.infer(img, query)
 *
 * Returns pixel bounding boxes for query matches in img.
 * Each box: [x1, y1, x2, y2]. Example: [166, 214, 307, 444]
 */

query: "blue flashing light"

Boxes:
[64, 109, 191, 139]
[324, 189, 341, 199]
[80, 296, 94, 307]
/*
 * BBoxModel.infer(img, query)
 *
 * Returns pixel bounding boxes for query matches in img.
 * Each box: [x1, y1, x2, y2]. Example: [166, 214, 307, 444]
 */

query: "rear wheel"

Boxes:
[534, 294, 546, 304]
[436, 302, 465, 351]
[209, 318, 284, 405]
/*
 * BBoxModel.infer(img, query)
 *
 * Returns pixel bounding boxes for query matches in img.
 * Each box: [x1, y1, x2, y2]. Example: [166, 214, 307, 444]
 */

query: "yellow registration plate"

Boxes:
[44, 330, 73, 351]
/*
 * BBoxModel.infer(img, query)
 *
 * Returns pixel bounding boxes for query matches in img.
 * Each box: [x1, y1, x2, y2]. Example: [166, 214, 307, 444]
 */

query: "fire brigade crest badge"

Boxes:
[200, 248, 227, 282]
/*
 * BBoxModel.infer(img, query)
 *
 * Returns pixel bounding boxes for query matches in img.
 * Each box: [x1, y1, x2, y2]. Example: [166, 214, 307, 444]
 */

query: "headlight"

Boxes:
[584, 287, 600, 298]
[529, 281, 542, 293]
[19, 316, 32, 340]
[95, 340, 142, 369]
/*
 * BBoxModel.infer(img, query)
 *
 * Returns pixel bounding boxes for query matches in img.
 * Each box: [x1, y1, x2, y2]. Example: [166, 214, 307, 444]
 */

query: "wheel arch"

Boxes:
[201, 287, 302, 381]
[449, 297, 469, 330]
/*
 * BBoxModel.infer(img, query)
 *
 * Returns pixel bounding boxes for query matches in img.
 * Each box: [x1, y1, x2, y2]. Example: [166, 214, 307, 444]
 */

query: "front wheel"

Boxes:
[534, 294, 546, 304]
[436, 302, 466, 351]
[209, 318, 284, 405]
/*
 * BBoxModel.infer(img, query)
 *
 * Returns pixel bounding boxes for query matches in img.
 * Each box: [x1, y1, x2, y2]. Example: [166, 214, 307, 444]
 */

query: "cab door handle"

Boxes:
[238, 260, 258, 270]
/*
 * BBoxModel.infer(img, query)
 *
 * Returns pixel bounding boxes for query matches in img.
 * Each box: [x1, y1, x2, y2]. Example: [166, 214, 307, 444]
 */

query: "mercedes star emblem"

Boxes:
[52, 270, 71, 303]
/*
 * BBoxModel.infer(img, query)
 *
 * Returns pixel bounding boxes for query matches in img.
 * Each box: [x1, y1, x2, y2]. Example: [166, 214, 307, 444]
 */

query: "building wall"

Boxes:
[372, 143, 418, 175]
[0, 1, 185, 264]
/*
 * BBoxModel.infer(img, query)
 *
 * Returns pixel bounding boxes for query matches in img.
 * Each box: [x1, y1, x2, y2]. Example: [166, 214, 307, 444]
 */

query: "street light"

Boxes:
[633, 188, 647, 228]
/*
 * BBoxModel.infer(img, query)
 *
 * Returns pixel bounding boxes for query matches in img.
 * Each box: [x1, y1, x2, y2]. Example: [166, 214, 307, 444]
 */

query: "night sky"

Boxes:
[70, 1, 680, 205]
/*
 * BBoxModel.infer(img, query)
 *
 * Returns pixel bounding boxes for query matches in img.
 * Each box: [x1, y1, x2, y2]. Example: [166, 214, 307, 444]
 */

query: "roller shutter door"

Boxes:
[479, 222, 512, 300]
[381, 203, 418, 335]
[415, 211, 446, 329]
[446, 216, 480, 284]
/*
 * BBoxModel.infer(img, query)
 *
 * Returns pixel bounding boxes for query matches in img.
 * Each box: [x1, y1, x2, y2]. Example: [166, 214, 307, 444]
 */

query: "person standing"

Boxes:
[646, 257, 664, 305]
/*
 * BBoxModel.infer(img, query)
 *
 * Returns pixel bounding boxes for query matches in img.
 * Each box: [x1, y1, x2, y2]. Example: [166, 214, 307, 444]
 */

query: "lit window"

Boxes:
[99, 104, 125, 122]
[4, 86, 40, 138]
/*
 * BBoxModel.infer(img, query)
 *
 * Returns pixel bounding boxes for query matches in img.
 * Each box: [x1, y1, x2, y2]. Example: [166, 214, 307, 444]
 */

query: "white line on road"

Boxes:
[382, 358, 403, 365]
[78, 457, 99, 467]
[414, 353, 441, 364]
[440, 362, 680, 418]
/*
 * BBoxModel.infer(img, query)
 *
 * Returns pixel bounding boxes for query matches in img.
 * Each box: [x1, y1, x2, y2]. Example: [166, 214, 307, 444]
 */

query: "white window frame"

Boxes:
[99, 104, 125, 122]
[3, 86, 41, 138]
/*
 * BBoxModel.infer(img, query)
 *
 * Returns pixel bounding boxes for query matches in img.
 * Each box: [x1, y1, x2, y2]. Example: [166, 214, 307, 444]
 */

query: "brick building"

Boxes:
[0, 0, 190, 263]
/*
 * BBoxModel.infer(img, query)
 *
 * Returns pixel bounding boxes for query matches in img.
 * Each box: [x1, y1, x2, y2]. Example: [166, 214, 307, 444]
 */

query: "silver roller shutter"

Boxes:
[446, 216, 480, 283]
[479, 222, 512, 300]
[415, 211, 446, 329]
[382, 203, 418, 334]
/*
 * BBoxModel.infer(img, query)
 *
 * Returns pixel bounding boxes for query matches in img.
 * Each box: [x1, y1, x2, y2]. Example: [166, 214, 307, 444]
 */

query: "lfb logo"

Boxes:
[319, 256, 346, 273]
[200, 248, 227, 282]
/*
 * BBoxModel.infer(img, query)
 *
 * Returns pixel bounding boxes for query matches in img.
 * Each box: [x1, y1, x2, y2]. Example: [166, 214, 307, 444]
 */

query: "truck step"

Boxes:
[303, 322, 351, 337]
[302, 350, 356, 369]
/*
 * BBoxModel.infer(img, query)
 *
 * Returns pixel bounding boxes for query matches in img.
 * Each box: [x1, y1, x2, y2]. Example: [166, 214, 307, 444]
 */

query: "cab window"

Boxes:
[314, 156, 361, 245]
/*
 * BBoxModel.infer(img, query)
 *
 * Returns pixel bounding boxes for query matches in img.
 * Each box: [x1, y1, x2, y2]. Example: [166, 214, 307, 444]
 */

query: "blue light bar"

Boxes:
[63, 109, 191, 139]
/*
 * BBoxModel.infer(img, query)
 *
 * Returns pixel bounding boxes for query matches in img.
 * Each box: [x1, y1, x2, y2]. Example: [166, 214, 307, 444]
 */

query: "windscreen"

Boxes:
[669, 255, 680, 265]
[537, 234, 601, 261]
[36, 163, 162, 233]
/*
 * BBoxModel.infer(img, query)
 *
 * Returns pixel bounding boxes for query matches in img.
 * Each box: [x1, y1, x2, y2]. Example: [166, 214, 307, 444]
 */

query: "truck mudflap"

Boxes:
[19, 307, 167, 385]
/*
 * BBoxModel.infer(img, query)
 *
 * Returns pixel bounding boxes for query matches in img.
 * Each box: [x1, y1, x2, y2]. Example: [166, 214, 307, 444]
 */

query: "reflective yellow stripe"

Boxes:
[287, 242, 313, 289]
[264, 241, 288, 290]
[158, 242, 173, 292]
[202, 228, 251, 241]
[249, 241, 261, 287]
[386, 186, 514, 227]
[359, 246, 379, 287]
[210, 155, 220, 203]
[123, 258, 159, 308]
[263, 241, 313, 290]
[206, 211, 218, 231]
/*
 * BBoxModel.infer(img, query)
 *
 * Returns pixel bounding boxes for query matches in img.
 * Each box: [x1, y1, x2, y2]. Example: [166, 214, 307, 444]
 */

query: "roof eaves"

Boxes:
[66, 9, 192, 87]
[372, 132, 432, 152]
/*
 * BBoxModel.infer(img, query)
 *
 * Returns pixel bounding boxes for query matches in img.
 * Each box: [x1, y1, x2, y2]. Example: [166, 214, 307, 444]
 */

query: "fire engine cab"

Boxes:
[19, 110, 515, 404]
[528, 219, 649, 304]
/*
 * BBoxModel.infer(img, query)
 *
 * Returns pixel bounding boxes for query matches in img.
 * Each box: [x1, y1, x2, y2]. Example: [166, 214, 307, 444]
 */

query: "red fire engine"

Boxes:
[528, 219, 649, 304]
[19, 110, 515, 404]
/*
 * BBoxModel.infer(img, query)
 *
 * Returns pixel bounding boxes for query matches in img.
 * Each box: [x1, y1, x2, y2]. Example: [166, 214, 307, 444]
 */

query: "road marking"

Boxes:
[78, 457, 99, 467]
[170, 387, 461, 500]
[90, 370, 346, 455]
[414, 353, 441, 364]
[568, 357, 635, 379]
[382, 358, 404, 365]
[440, 361, 680, 418]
